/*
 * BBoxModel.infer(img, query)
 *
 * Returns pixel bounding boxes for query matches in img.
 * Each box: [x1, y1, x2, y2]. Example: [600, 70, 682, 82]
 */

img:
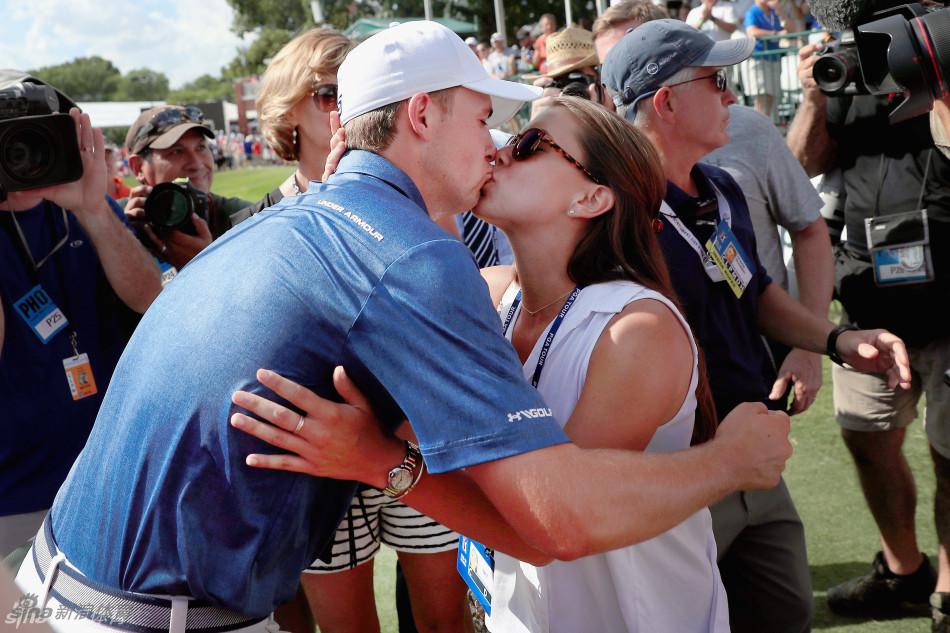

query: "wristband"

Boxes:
[826, 324, 858, 367]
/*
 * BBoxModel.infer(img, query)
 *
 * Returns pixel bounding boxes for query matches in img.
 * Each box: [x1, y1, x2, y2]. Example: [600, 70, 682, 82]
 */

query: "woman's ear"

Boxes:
[569, 184, 615, 219]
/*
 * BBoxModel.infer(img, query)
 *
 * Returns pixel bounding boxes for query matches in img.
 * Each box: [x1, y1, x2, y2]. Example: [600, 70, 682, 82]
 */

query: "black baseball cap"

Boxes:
[602, 19, 754, 112]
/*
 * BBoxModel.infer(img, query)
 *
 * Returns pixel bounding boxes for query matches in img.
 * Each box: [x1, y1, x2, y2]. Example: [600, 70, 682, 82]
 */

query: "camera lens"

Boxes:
[148, 188, 192, 228]
[814, 54, 852, 93]
[1, 124, 54, 184]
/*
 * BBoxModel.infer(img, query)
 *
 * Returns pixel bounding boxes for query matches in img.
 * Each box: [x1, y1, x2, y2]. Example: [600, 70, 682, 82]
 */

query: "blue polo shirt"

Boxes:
[0, 199, 134, 516]
[658, 163, 777, 419]
[50, 151, 568, 617]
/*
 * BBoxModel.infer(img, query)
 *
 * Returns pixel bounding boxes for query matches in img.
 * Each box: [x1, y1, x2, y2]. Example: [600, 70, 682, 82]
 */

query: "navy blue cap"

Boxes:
[602, 19, 754, 111]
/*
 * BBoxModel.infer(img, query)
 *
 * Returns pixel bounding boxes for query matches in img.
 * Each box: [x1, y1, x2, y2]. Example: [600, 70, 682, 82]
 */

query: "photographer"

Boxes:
[122, 105, 251, 271]
[788, 12, 950, 626]
[0, 71, 161, 555]
[526, 26, 611, 119]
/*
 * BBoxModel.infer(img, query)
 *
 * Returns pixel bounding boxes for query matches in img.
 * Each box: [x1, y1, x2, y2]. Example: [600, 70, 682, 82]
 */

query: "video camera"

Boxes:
[813, 2, 950, 123]
[0, 80, 83, 203]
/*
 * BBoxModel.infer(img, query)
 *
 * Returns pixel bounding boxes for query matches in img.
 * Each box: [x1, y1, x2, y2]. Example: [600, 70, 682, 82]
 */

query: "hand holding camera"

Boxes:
[1, 106, 107, 217]
[125, 182, 212, 268]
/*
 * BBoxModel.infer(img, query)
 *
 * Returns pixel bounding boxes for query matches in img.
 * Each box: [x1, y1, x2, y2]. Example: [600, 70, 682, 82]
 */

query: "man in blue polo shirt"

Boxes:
[603, 19, 912, 633]
[15, 22, 807, 633]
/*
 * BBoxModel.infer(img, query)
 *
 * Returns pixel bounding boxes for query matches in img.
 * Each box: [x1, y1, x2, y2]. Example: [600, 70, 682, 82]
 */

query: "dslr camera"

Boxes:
[551, 71, 599, 100]
[0, 80, 82, 202]
[143, 180, 208, 236]
[814, 2, 950, 123]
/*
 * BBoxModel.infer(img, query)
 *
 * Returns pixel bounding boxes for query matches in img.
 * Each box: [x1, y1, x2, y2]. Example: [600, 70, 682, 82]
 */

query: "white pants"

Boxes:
[14, 544, 283, 633]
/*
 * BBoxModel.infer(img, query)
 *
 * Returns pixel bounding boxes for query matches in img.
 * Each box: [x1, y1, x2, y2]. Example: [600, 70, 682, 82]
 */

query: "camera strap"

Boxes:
[8, 203, 70, 276]
[866, 151, 935, 286]
[3, 204, 98, 400]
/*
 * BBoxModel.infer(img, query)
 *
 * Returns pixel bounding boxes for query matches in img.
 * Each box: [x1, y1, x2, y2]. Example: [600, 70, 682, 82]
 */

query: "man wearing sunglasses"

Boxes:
[122, 105, 252, 271]
[603, 18, 909, 633]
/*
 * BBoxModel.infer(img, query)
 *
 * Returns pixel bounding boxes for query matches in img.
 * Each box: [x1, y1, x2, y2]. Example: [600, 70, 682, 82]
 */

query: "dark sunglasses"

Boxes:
[134, 106, 209, 146]
[666, 68, 729, 93]
[311, 83, 338, 113]
[507, 128, 604, 185]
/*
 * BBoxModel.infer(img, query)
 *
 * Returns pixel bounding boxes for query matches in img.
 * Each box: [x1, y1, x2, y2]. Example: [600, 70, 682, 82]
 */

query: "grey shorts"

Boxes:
[833, 335, 950, 458]
[306, 488, 458, 574]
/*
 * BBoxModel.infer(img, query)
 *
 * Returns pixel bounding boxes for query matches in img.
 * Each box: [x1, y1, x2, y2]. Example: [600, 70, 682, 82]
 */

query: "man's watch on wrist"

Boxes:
[826, 324, 859, 367]
[382, 440, 424, 499]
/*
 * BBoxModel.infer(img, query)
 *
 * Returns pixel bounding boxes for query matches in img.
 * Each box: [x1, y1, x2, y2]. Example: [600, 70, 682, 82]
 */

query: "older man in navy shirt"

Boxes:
[15, 22, 801, 633]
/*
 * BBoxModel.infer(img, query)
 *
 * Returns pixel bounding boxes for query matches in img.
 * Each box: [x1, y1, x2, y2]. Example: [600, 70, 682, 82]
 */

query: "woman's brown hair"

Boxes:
[552, 96, 718, 444]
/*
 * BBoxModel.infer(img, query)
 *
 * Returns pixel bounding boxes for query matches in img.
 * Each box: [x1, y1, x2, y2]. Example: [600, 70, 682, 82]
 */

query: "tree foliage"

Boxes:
[115, 68, 170, 101]
[166, 74, 235, 104]
[29, 56, 122, 101]
[223, 27, 293, 79]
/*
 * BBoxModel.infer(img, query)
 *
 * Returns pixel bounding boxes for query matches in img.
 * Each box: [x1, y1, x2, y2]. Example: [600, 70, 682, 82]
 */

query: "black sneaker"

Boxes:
[827, 551, 936, 616]
[932, 592, 950, 633]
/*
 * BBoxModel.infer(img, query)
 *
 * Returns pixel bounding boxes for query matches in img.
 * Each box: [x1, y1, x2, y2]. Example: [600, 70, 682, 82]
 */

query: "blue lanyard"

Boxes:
[503, 287, 581, 388]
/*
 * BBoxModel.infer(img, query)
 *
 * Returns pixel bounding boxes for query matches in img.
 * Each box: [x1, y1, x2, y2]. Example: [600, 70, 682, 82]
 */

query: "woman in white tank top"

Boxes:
[231, 97, 729, 632]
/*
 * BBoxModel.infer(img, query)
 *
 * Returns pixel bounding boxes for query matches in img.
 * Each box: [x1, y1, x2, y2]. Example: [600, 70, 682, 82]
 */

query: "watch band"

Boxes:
[826, 324, 858, 367]
[382, 440, 424, 499]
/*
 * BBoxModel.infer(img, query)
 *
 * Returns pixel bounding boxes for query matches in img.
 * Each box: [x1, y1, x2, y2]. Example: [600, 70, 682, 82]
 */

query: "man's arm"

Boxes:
[787, 44, 838, 176]
[768, 217, 834, 412]
[26, 110, 162, 313]
[231, 368, 792, 561]
[756, 282, 912, 389]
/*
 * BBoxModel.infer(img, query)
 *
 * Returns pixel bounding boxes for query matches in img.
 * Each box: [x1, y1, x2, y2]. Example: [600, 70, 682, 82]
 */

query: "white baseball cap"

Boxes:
[337, 21, 541, 128]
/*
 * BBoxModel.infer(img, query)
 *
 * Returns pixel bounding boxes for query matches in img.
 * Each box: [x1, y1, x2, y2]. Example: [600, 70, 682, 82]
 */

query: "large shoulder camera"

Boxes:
[143, 180, 209, 236]
[814, 2, 950, 123]
[0, 81, 83, 202]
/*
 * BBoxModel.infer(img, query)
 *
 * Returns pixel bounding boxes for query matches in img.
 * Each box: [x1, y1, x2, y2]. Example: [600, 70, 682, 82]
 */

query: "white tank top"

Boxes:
[487, 280, 730, 633]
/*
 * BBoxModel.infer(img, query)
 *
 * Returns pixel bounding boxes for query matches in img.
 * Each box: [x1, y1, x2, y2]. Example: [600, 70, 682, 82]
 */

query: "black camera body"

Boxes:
[143, 181, 208, 236]
[814, 3, 950, 123]
[551, 72, 597, 100]
[0, 81, 83, 202]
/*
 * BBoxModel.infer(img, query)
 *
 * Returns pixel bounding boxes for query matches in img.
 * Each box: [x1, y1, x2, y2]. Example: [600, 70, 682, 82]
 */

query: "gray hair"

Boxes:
[632, 66, 702, 127]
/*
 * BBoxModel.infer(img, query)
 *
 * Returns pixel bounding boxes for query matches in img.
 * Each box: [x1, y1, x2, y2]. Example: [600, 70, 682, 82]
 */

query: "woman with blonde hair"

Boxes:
[238, 27, 351, 220]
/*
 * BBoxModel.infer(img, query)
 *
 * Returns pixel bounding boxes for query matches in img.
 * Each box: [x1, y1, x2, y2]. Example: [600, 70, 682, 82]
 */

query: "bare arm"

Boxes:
[768, 217, 835, 413]
[27, 110, 161, 313]
[564, 299, 692, 451]
[231, 367, 792, 561]
[756, 282, 912, 388]
[787, 44, 838, 176]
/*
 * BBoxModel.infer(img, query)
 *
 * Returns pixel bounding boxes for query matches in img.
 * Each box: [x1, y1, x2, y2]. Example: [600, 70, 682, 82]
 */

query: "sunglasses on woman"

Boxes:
[507, 128, 604, 185]
[311, 84, 338, 113]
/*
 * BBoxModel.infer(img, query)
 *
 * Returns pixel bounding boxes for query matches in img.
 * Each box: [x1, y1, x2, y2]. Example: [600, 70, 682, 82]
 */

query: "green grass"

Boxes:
[121, 165, 294, 203]
[210, 168, 938, 632]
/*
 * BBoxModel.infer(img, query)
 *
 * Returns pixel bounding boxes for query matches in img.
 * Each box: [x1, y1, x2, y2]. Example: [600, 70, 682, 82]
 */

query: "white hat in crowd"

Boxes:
[337, 21, 541, 128]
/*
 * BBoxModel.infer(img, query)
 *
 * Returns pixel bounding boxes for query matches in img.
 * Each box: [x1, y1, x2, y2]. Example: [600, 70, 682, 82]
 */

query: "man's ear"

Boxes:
[569, 184, 615, 219]
[405, 93, 437, 140]
[652, 87, 677, 123]
[128, 154, 147, 184]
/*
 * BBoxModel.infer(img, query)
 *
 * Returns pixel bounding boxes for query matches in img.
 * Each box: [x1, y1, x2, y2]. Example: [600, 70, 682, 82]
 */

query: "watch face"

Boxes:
[389, 467, 413, 491]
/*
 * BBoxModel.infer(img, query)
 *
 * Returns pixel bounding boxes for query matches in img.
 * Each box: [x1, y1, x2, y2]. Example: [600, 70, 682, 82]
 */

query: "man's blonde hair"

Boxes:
[592, 0, 668, 39]
[345, 88, 456, 154]
[257, 28, 353, 161]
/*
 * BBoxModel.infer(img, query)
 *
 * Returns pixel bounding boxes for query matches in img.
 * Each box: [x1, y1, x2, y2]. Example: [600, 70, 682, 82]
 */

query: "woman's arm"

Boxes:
[565, 298, 693, 451]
